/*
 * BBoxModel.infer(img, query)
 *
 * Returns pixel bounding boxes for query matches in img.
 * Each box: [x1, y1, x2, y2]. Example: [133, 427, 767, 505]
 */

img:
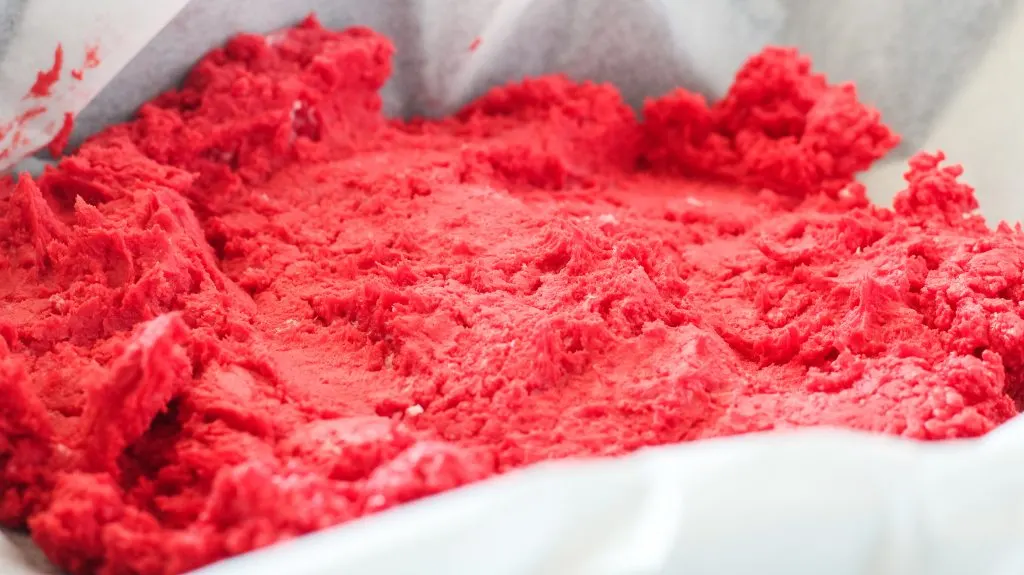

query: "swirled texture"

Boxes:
[2, 16, 1022, 575]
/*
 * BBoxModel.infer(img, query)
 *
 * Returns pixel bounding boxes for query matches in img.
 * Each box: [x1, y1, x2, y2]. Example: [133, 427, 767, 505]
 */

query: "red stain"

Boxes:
[0, 106, 49, 163]
[469, 37, 482, 52]
[85, 45, 101, 69]
[47, 113, 75, 157]
[28, 44, 63, 98]
[18, 107, 47, 122]
[6, 42, 91, 163]
[70, 46, 100, 81]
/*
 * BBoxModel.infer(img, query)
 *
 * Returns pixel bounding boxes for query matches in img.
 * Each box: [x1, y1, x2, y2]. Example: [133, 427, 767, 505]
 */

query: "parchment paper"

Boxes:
[3, 1, 1024, 573]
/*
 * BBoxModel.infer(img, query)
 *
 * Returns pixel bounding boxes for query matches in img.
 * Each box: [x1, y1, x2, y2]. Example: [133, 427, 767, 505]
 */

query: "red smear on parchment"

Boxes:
[84, 45, 101, 69]
[72, 46, 100, 81]
[46, 112, 74, 157]
[27, 44, 63, 98]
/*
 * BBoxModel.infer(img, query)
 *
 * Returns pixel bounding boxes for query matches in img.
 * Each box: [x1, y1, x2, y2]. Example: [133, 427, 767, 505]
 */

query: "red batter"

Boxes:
[2, 16, 1023, 575]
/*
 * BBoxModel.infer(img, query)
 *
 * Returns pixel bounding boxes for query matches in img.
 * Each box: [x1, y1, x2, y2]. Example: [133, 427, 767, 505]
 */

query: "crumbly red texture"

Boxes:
[3, 16, 1023, 575]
